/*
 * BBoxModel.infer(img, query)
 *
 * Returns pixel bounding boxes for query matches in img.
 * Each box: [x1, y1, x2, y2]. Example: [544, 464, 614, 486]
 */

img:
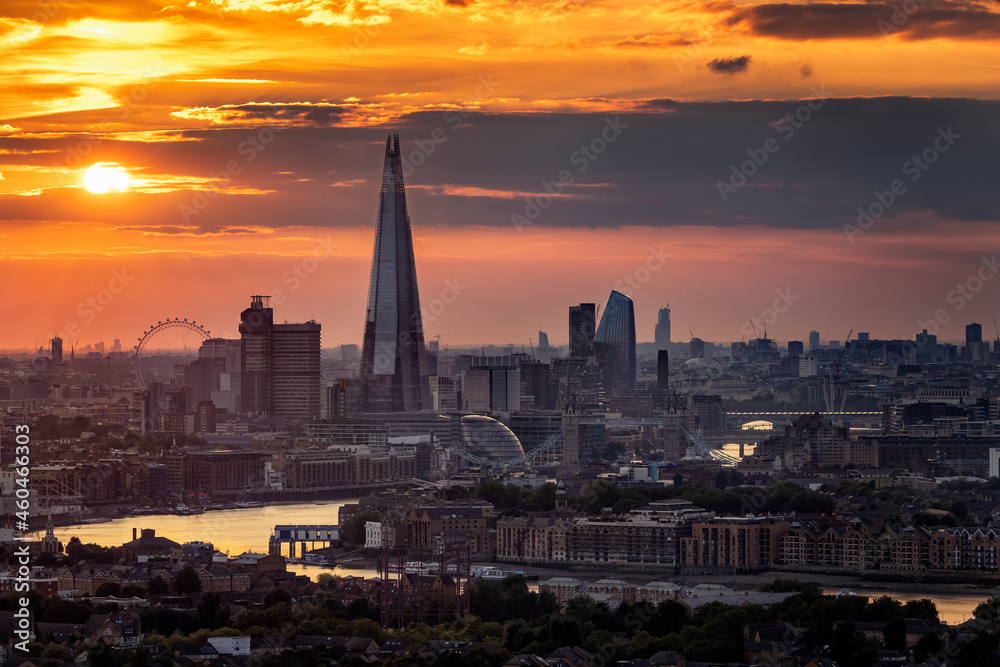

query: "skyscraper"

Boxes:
[272, 321, 321, 418]
[809, 330, 820, 351]
[655, 305, 671, 347]
[360, 135, 430, 412]
[50, 337, 62, 364]
[569, 303, 596, 358]
[238, 295, 321, 418]
[239, 295, 273, 417]
[593, 290, 636, 393]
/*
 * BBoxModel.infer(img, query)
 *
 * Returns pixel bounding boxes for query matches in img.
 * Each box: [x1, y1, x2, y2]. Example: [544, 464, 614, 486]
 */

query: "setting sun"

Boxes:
[83, 162, 129, 194]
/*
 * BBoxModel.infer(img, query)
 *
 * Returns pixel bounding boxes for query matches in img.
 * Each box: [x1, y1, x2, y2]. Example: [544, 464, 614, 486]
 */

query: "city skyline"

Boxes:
[1, 1, 998, 349]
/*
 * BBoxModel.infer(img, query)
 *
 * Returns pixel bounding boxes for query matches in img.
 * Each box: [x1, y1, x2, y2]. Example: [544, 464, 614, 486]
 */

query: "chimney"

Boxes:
[133, 527, 137, 541]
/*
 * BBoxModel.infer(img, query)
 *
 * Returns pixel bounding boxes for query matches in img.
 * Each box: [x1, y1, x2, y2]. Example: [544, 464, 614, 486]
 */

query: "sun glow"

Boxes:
[84, 162, 129, 193]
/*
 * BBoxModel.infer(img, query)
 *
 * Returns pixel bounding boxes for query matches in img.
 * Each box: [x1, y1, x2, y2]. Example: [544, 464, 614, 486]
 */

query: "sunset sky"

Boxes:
[2, 0, 999, 351]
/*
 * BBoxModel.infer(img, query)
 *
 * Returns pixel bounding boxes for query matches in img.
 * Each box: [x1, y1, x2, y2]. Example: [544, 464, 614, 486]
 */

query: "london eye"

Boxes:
[133, 318, 211, 388]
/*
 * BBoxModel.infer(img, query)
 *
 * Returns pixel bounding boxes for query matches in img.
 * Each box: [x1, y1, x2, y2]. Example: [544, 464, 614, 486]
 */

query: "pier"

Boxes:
[269, 524, 339, 559]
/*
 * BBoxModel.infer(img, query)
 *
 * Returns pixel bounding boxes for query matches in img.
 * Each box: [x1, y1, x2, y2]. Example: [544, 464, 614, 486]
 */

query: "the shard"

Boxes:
[360, 135, 430, 412]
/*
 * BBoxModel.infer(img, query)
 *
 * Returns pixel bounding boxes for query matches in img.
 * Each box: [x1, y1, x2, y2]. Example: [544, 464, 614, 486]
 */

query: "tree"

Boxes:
[147, 576, 169, 594]
[914, 631, 942, 663]
[950, 500, 969, 520]
[35, 551, 58, 568]
[263, 587, 293, 609]
[902, 598, 938, 621]
[95, 582, 122, 598]
[174, 565, 201, 594]
[342, 511, 381, 545]
[883, 617, 906, 651]
[121, 583, 147, 598]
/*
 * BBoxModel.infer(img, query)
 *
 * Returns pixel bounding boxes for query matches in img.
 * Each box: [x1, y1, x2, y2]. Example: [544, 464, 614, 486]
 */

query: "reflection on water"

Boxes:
[823, 588, 992, 626]
[56, 500, 365, 579]
[55, 501, 993, 622]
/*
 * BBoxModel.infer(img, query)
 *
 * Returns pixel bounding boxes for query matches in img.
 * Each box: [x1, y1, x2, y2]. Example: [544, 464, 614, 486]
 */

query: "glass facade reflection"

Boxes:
[593, 289, 636, 393]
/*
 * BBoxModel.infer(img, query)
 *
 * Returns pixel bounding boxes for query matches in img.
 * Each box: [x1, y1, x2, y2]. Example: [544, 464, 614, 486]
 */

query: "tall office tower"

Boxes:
[593, 290, 636, 393]
[787, 340, 804, 358]
[689, 337, 705, 358]
[657, 350, 669, 390]
[538, 330, 549, 348]
[240, 295, 274, 417]
[967, 323, 983, 345]
[50, 337, 63, 364]
[916, 329, 937, 364]
[272, 322, 321, 418]
[569, 303, 596, 357]
[809, 330, 820, 351]
[655, 306, 671, 347]
[200, 338, 242, 372]
[238, 296, 322, 418]
[360, 135, 430, 412]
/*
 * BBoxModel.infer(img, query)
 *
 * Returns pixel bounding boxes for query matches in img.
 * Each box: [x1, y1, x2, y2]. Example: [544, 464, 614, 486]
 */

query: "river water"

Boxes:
[55, 500, 992, 625]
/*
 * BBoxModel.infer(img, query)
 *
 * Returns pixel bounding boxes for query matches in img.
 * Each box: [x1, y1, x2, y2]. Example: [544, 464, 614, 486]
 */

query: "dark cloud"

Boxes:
[227, 103, 346, 125]
[800, 63, 813, 77]
[735, 1, 1000, 40]
[1, 96, 996, 234]
[445, 0, 471, 6]
[708, 55, 752, 74]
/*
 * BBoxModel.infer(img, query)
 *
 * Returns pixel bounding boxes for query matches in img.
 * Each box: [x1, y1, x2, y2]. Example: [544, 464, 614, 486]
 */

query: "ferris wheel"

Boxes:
[132, 317, 211, 388]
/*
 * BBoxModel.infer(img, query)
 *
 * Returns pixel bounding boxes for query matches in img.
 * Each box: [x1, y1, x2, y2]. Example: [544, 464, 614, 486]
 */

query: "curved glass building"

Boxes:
[593, 290, 636, 393]
[460, 414, 525, 462]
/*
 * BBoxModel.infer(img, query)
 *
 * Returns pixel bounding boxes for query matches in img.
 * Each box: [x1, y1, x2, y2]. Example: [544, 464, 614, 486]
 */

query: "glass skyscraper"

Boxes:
[593, 290, 636, 393]
[360, 135, 430, 412]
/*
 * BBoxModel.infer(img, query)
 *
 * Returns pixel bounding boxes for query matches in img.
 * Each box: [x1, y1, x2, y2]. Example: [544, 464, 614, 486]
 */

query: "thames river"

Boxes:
[54, 499, 994, 624]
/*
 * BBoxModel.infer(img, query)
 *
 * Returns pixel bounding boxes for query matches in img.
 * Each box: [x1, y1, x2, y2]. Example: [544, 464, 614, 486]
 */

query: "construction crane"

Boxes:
[826, 329, 853, 413]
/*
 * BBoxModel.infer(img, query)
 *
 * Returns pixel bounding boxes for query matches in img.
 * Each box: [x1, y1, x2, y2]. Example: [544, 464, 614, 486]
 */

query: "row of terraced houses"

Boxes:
[498, 502, 1000, 576]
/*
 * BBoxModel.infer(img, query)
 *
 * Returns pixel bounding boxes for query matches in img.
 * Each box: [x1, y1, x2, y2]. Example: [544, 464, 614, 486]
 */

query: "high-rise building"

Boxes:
[787, 341, 803, 358]
[238, 295, 321, 419]
[593, 290, 636, 393]
[360, 135, 430, 412]
[538, 330, 549, 348]
[655, 306, 671, 347]
[200, 338, 241, 372]
[967, 323, 983, 345]
[240, 295, 274, 417]
[272, 322, 321, 419]
[50, 337, 63, 364]
[569, 303, 596, 358]
[689, 337, 705, 359]
[657, 350, 669, 391]
[809, 331, 820, 351]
